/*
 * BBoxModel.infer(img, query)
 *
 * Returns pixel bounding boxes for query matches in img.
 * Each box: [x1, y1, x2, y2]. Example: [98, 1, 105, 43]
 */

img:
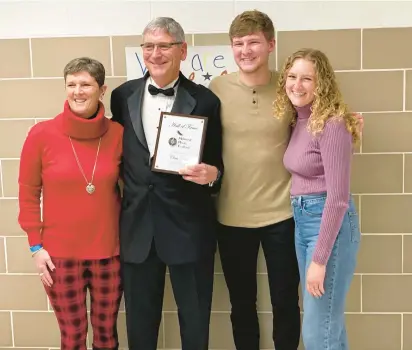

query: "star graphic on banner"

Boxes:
[202, 72, 212, 81]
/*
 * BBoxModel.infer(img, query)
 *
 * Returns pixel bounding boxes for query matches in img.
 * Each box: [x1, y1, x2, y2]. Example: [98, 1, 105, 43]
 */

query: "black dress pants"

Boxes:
[122, 243, 214, 350]
[218, 217, 301, 350]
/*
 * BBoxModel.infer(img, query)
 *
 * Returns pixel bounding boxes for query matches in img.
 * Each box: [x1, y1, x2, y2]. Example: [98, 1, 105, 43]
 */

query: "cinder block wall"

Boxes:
[1, 1, 412, 349]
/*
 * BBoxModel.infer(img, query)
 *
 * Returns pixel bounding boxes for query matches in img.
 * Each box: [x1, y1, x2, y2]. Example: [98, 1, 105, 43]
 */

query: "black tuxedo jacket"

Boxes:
[110, 72, 223, 265]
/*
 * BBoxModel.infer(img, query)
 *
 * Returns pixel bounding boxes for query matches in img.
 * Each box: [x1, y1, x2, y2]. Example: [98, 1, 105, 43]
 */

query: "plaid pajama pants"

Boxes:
[44, 256, 123, 350]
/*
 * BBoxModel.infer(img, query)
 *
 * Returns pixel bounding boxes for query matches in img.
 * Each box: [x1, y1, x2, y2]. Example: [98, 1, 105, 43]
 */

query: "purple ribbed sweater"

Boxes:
[283, 104, 353, 265]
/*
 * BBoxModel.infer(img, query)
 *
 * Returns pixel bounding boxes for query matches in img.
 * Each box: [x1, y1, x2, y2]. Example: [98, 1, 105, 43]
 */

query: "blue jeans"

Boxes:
[291, 193, 360, 350]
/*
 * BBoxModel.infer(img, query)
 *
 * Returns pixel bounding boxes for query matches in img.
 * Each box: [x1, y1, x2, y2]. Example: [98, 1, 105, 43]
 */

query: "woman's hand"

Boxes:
[306, 261, 326, 298]
[33, 249, 55, 287]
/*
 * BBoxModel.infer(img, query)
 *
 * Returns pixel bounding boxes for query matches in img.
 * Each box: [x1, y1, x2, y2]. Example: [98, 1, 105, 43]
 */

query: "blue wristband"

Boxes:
[30, 244, 43, 253]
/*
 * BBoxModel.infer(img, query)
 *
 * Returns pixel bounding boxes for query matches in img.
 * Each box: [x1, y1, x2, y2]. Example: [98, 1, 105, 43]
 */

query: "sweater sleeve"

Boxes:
[115, 122, 124, 181]
[18, 125, 44, 246]
[312, 120, 353, 265]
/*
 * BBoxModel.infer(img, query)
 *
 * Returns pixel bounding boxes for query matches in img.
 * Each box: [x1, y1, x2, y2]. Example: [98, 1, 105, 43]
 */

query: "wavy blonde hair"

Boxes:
[273, 48, 360, 143]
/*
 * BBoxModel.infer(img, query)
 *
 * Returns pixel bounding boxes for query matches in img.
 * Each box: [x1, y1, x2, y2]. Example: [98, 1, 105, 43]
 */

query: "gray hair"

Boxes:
[143, 17, 185, 42]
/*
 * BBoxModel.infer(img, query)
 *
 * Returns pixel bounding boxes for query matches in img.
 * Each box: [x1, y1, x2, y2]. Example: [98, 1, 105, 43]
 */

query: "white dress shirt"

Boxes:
[142, 77, 179, 157]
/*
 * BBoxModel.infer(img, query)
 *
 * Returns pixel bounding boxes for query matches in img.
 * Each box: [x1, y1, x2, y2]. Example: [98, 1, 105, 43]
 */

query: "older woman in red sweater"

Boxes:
[18, 57, 123, 350]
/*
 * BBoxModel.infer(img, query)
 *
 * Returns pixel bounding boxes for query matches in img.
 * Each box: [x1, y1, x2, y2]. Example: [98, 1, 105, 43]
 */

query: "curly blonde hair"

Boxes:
[273, 48, 360, 143]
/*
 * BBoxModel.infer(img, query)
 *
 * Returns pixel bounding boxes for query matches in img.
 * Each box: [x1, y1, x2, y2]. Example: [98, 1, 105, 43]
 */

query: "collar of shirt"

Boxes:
[142, 76, 179, 157]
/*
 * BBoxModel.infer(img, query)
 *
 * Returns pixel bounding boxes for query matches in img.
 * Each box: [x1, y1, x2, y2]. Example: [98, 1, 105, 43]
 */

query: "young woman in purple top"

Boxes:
[273, 48, 361, 350]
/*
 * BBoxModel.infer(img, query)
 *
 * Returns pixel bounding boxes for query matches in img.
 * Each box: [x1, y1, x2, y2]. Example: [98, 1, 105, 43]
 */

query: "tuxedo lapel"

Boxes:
[126, 73, 196, 151]
[171, 74, 196, 115]
[127, 80, 148, 151]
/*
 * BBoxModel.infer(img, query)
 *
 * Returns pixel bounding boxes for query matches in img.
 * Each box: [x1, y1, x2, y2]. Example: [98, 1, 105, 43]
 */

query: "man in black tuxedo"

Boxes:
[110, 17, 223, 350]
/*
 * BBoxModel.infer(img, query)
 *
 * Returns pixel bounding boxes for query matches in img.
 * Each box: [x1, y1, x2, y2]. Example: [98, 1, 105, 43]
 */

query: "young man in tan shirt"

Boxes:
[209, 10, 300, 350]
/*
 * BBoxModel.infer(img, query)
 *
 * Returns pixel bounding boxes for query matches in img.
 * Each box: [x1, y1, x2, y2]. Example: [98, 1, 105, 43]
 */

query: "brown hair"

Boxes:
[229, 10, 275, 41]
[273, 48, 360, 143]
[63, 57, 105, 87]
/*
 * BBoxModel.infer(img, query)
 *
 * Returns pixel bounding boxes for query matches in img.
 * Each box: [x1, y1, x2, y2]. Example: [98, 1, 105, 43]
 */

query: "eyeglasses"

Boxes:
[140, 42, 183, 51]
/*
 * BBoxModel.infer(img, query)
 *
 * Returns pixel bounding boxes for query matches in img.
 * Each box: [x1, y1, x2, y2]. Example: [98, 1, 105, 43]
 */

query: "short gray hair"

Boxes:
[143, 17, 185, 42]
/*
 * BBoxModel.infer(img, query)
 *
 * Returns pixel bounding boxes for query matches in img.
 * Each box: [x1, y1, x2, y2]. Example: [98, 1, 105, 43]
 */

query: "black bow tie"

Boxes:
[148, 84, 175, 97]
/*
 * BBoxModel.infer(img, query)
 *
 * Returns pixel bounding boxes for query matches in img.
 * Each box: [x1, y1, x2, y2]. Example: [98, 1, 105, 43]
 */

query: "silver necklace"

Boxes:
[69, 137, 102, 194]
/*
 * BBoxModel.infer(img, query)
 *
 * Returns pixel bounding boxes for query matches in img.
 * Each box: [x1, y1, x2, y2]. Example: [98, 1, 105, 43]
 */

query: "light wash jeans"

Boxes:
[291, 193, 360, 350]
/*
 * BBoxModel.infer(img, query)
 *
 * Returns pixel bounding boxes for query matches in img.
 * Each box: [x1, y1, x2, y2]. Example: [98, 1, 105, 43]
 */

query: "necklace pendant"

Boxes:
[86, 184, 95, 194]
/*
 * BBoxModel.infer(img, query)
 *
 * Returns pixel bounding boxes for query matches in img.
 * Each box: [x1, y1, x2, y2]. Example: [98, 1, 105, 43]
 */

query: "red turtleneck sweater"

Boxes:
[18, 101, 123, 259]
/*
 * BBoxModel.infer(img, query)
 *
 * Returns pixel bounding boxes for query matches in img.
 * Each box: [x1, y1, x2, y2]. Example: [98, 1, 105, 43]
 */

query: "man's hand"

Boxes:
[353, 112, 364, 134]
[179, 163, 218, 185]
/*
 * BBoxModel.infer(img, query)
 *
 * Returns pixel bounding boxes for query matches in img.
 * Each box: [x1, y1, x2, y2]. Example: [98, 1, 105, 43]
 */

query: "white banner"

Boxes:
[125, 46, 237, 87]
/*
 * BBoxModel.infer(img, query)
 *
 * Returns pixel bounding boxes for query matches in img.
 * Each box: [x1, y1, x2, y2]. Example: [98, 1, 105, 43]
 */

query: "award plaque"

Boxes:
[151, 112, 208, 174]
